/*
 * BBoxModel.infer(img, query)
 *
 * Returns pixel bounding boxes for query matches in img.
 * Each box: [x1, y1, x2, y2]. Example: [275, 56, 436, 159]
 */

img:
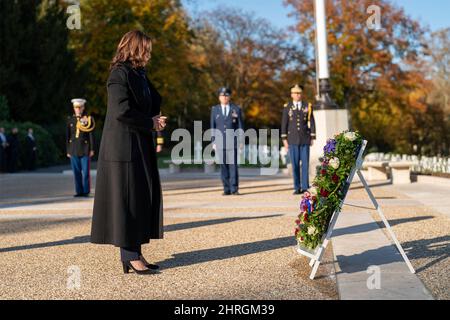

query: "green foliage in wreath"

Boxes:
[295, 131, 363, 249]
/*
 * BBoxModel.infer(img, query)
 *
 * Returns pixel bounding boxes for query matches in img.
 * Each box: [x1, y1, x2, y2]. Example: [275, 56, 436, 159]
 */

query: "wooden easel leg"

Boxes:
[357, 170, 416, 274]
[310, 260, 321, 280]
[309, 259, 315, 267]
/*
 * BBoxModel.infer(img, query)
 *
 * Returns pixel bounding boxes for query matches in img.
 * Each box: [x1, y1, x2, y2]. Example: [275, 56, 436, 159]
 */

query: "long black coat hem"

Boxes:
[90, 237, 153, 248]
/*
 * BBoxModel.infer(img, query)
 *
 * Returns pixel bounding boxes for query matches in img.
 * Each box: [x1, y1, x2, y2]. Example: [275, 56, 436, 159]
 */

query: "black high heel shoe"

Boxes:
[139, 255, 160, 270]
[122, 261, 159, 275]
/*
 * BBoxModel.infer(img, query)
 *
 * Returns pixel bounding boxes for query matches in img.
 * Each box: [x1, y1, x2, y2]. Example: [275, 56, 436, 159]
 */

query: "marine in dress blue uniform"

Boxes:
[210, 87, 244, 195]
[66, 98, 96, 197]
[281, 85, 316, 194]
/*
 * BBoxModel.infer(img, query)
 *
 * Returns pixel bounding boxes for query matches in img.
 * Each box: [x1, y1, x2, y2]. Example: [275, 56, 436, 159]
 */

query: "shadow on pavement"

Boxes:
[332, 216, 434, 237]
[402, 235, 450, 273]
[157, 236, 296, 270]
[0, 218, 90, 236]
[0, 196, 93, 209]
[334, 224, 448, 274]
[335, 235, 449, 274]
[0, 235, 91, 253]
[0, 215, 283, 253]
[349, 181, 393, 190]
[165, 215, 282, 232]
[163, 183, 292, 196]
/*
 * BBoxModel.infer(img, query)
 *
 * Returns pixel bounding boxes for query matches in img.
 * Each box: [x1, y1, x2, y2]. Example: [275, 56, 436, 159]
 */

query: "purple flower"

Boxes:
[300, 197, 313, 213]
[324, 139, 337, 155]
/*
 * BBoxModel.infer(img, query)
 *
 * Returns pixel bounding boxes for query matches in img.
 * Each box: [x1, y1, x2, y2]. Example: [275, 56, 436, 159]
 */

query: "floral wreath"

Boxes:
[295, 131, 363, 249]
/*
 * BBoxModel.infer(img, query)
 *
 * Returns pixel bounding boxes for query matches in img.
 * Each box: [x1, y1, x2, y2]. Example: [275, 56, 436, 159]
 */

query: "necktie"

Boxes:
[223, 105, 228, 117]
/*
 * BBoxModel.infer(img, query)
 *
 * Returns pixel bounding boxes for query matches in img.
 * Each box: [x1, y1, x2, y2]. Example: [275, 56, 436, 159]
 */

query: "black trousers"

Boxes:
[120, 245, 142, 262]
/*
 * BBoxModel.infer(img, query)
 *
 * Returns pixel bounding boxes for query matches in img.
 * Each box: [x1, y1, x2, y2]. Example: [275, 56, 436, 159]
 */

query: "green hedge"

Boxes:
[0, 121, 60, 170]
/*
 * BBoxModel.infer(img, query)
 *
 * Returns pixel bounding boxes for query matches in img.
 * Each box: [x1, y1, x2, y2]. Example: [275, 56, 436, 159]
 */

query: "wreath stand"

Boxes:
[296, 140, 416, 280]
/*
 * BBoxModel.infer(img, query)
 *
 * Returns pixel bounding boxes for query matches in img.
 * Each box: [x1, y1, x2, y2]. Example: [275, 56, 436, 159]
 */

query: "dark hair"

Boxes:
[110, 30, 152, 69]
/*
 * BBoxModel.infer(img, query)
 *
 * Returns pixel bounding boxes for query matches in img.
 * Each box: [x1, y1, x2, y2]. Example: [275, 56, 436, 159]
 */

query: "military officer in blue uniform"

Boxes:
[66, 98, 96, 197]
[281, 85, 316, 195]
[210, 87, 244, 196]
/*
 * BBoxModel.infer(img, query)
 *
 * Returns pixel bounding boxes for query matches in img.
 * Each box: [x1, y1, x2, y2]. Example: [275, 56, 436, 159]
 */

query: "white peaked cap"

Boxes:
[71, 98, 87, 106]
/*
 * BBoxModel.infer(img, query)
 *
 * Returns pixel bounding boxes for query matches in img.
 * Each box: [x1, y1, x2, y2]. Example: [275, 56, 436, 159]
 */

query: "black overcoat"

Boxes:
[91, 61, 163, 247]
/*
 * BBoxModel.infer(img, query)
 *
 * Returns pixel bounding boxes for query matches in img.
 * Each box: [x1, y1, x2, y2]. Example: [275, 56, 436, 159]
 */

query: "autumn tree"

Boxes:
[70, 0, 198, 129]
[427, 28, 450, 116]
[284, 0, 432, 153]
[423, 28, 450, 155]
[192, 7, 305, 128]
[0, 0, 80, 128]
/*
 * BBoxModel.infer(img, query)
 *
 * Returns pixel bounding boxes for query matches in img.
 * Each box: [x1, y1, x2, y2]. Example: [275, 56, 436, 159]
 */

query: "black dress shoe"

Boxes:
[82, 193, 91, 198]
[74, 194, 84, 198]
[231, 191, 241, 196]
[223, 192, 231, 196]
[122, 261, 159, 275]
[293, 190, 301, 195]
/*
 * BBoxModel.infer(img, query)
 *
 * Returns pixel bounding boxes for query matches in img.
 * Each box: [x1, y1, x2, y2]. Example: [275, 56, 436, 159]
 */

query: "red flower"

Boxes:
[303, 213, 309, 222]
[321, 169, 327, 176]
[332, 174, 339, 184]
[295, 219, 301, 225]
[320, 189, 329, 197]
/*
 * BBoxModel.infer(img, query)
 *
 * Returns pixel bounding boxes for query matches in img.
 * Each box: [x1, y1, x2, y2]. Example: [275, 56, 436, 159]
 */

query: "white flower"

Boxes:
[309, 188, 318, 197]
[307, 226, 317, 236]
[329, 157, 340, 169]
[344, 132, 357, 141]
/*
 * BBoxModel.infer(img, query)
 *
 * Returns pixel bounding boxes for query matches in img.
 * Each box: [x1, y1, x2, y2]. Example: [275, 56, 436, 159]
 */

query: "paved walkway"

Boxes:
[333, 211, 433, 300]
[0, 170, 448, 299]
[396, 176, 450, 218]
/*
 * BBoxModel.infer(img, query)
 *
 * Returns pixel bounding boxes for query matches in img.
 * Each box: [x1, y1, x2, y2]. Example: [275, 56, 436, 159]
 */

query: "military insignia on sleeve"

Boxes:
[288, 109, 293, 118]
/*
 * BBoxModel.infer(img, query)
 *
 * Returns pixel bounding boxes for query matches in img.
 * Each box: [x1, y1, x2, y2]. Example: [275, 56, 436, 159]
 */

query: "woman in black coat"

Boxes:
[91, 30, 167, 275]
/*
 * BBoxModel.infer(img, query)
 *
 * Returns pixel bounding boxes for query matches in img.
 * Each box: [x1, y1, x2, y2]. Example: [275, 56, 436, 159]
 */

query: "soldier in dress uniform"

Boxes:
[210, 87, 244, 195]
[281, 84, 316, 195]
[66, 98, 96, 197]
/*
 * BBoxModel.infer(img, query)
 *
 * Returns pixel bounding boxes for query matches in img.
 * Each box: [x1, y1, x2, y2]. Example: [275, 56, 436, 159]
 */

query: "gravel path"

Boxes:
[1, 172, 448, 300]
[0, 175, 338, 300]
